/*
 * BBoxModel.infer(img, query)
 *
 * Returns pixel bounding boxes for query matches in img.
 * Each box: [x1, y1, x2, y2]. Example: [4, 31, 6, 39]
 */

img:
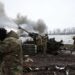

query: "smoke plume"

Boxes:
[34, 19, 47, 35]
[0, 2, 18, 32]
[0, 2, 5, 16]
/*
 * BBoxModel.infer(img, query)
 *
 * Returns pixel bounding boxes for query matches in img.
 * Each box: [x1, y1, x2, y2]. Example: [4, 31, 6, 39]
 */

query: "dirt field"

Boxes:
[23, 54, 75, 75]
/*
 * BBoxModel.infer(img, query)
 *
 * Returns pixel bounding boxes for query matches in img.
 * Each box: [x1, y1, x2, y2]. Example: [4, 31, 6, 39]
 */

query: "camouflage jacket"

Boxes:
[0, 31, 23, 75]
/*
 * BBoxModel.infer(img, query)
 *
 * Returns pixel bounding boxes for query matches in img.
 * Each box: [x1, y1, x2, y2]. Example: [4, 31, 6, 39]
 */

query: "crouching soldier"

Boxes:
[0, 28, 23, 75]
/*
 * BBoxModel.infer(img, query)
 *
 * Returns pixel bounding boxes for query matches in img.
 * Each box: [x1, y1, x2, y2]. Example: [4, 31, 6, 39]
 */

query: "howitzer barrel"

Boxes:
[18, 26, 42, 43]
[18, 26, 30, 33]
[18, 26, 39, 37]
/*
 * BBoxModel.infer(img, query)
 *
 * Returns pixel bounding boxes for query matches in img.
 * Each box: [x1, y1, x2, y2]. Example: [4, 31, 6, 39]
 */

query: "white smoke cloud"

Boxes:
[0, 2, 18, 32]
[0, 2, 5, 16]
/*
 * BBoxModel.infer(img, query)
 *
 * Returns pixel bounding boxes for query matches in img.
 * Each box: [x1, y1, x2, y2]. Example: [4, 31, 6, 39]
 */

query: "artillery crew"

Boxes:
[36, 34, 48, 54]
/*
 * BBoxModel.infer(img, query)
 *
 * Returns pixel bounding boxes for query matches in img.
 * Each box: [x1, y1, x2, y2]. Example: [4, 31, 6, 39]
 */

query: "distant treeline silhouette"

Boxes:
[49, 27, 75, 35]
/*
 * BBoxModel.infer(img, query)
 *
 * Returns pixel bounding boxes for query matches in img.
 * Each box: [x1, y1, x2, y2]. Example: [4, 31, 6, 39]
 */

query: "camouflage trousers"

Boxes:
[0, 55, 23, 75]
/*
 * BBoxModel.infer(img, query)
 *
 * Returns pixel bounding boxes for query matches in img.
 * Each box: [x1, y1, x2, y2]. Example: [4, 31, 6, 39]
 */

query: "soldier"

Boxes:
[72, 36, 75, 52]
[73, 36, 75, 45]
[0, 28, 23, 75]
[42, 34, 48, 55]
[36, 34, 43, 53]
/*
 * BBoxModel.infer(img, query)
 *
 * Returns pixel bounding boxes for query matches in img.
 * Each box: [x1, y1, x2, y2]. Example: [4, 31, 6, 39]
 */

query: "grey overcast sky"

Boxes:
[0, 0, 75, 31]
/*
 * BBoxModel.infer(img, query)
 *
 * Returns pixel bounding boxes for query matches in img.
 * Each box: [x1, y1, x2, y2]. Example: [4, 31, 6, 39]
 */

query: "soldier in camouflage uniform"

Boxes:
[0, 28, 23, 75]
[36, 35, 43, 53]
[42, 34, 48, 55]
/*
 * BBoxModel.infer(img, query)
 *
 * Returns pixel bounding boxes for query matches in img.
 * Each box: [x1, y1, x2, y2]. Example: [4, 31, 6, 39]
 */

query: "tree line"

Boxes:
[49, 27, 75, 35]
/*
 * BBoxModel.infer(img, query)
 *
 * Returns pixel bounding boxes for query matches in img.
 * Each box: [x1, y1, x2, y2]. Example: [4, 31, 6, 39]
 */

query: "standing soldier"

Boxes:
[0, 28, 23, 75]
[42, 34, 48, 55]
[73, 36, 75, 45]
[72, 36, 75, 53]
[36, 34, 43, 53]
